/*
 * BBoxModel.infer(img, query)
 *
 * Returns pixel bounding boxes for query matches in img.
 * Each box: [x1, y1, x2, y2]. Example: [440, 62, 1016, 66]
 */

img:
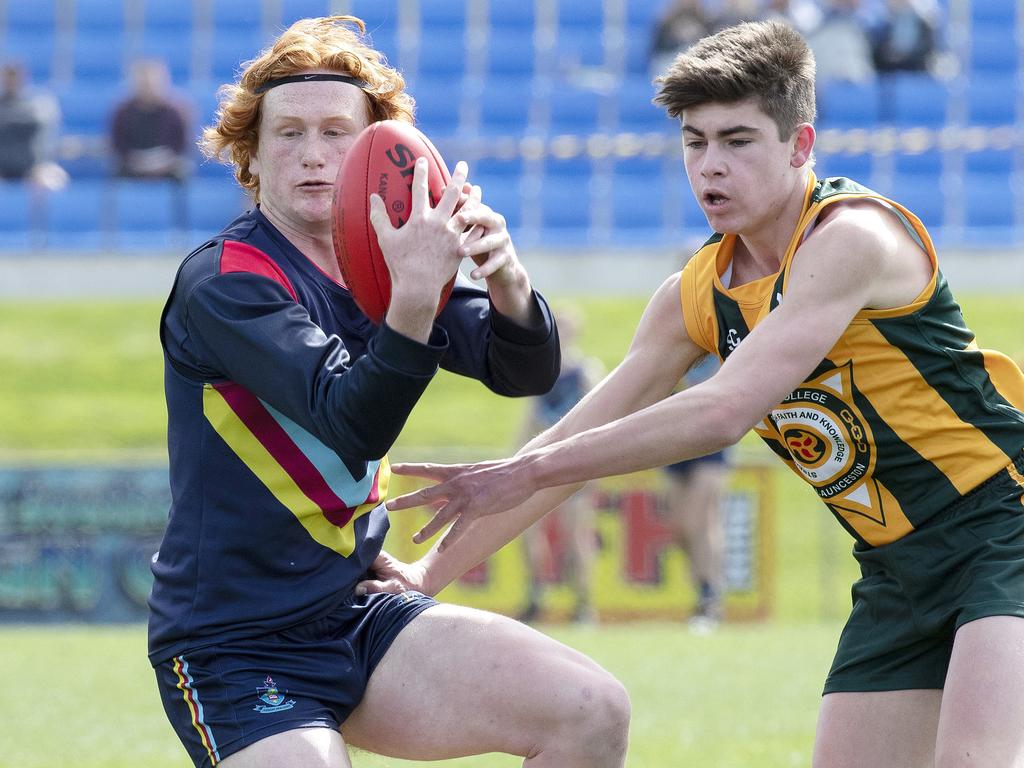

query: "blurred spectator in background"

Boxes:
[649, 0, 712, 79]
[806, 0, 877, 84]
[110, 58, 192, 180]
[760, 0, 824, 34]
[712, 0, 764, 31]
[661, 354, 732, 633]
[0, 61, 67, 190]
[518, 308, 604, 624]
[870, 0, 939, 74]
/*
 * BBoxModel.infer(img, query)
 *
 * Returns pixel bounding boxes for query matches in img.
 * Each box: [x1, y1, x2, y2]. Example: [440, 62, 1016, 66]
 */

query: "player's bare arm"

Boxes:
[385, 200, 931, 557]
[358, 275, 701, 598]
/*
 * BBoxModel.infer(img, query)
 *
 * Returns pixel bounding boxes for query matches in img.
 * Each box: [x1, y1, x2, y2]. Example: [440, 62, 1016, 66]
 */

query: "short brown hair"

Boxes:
[654, 20, 816, 140]
[201, 16, 414, 202]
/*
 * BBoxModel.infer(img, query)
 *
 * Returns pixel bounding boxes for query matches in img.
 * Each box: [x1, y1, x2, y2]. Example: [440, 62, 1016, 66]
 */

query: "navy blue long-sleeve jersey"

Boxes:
[148, 208, 559, 664]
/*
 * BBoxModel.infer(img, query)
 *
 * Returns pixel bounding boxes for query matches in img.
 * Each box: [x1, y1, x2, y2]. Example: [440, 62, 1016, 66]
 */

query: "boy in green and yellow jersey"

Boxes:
[372, 19, 1024, 767]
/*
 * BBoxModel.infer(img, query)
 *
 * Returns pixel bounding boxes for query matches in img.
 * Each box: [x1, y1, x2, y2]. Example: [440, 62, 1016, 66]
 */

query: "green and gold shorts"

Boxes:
[824, 454, 1024, 694]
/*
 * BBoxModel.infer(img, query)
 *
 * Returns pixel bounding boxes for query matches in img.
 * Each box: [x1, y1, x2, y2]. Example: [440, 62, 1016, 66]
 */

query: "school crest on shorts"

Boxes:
[253, 675, 296, 714]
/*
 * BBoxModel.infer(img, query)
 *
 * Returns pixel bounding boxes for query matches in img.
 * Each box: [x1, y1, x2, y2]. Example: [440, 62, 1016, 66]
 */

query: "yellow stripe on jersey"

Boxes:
[203, 384, 383, 557]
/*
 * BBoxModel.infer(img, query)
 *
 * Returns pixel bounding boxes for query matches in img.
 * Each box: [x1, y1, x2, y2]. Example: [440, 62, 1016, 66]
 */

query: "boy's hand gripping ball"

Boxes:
[331, 120, 456, 324]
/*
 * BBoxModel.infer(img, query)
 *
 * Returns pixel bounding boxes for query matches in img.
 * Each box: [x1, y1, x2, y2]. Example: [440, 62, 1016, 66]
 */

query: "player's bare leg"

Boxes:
[563, 492, 598, 622]
[934, 615, 1024, 767]
[665, 466, 727, 620]
[342, 603, 630, 766]
[812, 689, 940, 767]
[219, 727, 352, 768]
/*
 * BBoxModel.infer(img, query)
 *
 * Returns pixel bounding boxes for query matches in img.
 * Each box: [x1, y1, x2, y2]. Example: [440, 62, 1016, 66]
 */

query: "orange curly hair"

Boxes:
[200, 15, 415, 203]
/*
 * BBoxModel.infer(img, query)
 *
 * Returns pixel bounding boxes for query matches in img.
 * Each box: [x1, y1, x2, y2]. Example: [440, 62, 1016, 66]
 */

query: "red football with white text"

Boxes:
[331, 119, 455, 324]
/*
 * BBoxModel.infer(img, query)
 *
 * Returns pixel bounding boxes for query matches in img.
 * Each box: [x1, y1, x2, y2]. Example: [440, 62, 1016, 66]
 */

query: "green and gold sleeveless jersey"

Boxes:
[679, 174, 1024, 547]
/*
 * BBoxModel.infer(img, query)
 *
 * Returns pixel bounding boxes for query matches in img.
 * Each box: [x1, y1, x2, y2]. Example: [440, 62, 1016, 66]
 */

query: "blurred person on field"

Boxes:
[110, 58, 192, 180]
[147, 15, 629, 768]
[517, 307, 604, 625]
[378, 20, 1024, 766]
[0, 61, 67, 190]
[661, 354, 732, 633]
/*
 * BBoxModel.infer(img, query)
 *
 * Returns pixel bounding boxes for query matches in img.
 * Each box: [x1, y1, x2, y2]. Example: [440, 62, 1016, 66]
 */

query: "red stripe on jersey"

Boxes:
[212, 381, 361, 529]
[220, 241, 298, 301]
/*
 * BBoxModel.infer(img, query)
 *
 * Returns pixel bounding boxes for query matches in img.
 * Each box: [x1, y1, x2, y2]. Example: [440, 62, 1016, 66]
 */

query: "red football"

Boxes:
[331, 119, 455, 324]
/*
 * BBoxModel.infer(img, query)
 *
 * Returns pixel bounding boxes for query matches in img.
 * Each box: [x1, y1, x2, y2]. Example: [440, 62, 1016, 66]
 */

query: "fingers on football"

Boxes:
[368, 193, 392, 235]
[436, 160, 469, 219]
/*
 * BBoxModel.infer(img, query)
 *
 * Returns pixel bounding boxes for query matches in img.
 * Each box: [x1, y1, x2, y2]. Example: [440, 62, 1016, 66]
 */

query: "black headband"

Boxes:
[254, 74, 368, 94]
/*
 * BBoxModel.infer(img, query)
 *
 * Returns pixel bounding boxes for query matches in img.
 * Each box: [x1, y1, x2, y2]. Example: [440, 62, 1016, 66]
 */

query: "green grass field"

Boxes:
[4, 621, 841, 768]
[1, 292, 1022, 766]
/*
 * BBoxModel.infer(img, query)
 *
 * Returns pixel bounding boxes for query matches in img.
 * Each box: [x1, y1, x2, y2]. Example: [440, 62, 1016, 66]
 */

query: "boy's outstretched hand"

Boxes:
[385, 457, 537, 550]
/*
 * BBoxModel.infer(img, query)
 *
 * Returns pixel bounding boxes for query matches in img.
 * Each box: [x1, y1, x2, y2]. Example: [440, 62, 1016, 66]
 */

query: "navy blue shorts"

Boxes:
[154, 590, 436, 767]
[664, 450, 730, 476]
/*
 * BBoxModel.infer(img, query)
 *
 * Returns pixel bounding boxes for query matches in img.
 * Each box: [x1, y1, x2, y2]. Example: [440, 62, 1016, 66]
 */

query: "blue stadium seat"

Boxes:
[546, 85, 610, 134]
[885, 174, 945, 230]
[540, 157, 593, 234]
[881, 73, 950, 127]
[558, 0, 605, 31]
[61, 153, 111, 179]
[963, 172, 1016, 229]
[478, 76, 538, 135]
[7, 0, 57, 34]
[3, 30, 57, 83]
[615, 75, 671, 132]
[555, 26, 606, 70]
[894, 149, 944, 176]
[143, 1, 194, 34]
[352, 0, 401, 34]
[212, 0, 265, 33]
[969, 24, 1019, 74]
[814, 151, 874, 184]
[489, 2, 537, 32]
[611, 174, 665, 232]
[71, 30, 128, 83]
[971, 0, 1015, 25]
[419, 0, 468, 32]
[966, 75, 1019, 125]
[409, 77, 464, 136]
[58, 83, 120, 134]
[817, 80, 881, 129]
[486, 29, 537, 78]
[415, 28, 468, 79]
[965, 148, 1013, 174]
[186, 178, 250, 235]
[278, 0, 333, 27]
[624, 27, 657, 76]
[73, 0, 127, 33]
[0, 183, 34, 242]
[109, 179, 185, 233]
[473, 154, 525, 182]
[45, 180, 107, 248]
[473, 173, 524, 230]
[210, 29, 271, 81]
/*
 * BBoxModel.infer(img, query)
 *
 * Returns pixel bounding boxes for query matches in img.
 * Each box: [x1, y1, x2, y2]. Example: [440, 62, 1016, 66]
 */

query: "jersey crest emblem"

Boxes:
[763, 363, 896, 530]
